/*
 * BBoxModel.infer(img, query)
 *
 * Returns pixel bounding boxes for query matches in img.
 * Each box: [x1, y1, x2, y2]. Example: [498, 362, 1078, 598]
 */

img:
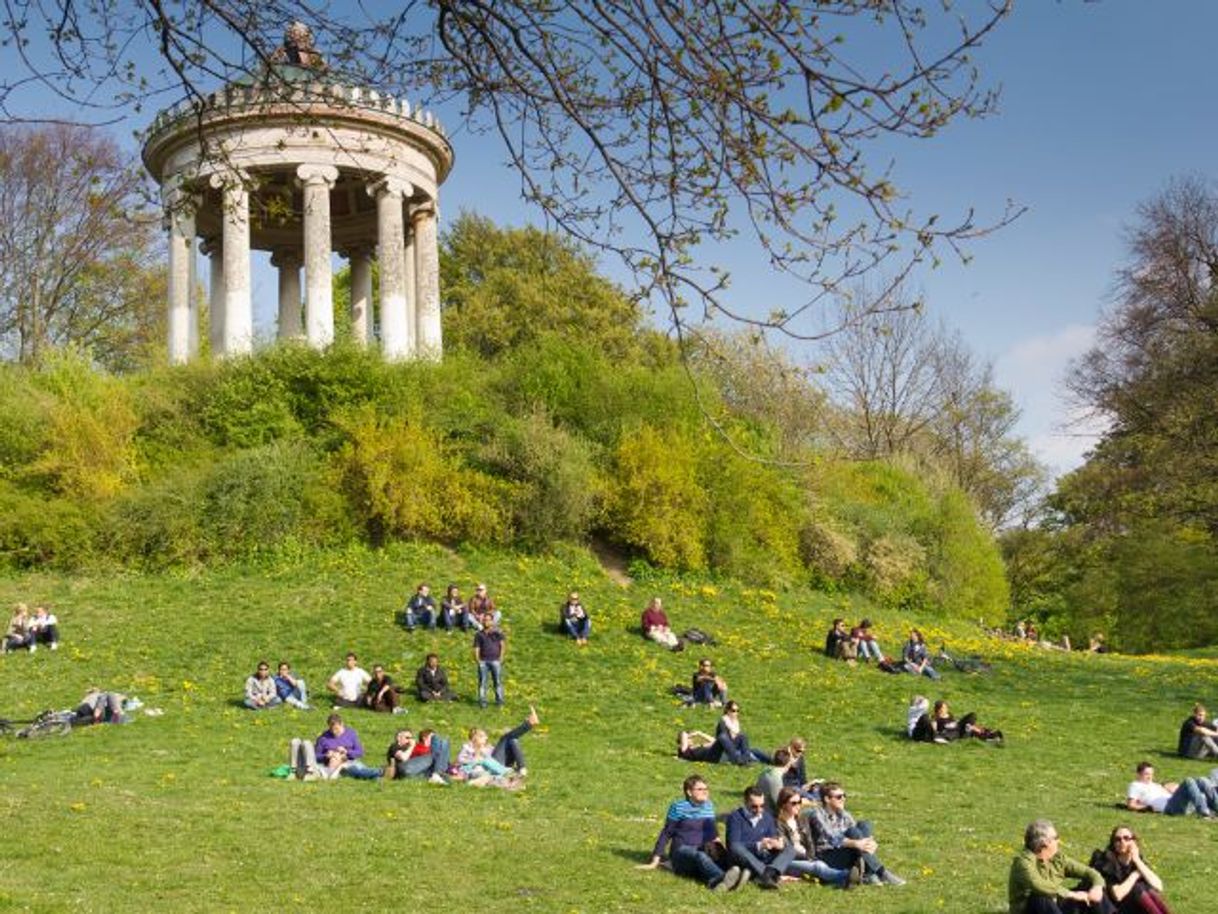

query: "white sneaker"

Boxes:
[50, 642, 58, 650]
[392, 707, 408, 715]
[428, 772, 449, 785]
[29, 644, 36, 653]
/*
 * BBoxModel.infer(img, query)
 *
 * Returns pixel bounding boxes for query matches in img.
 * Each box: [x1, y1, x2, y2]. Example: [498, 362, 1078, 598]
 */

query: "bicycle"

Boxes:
[0, 709, 75, 739]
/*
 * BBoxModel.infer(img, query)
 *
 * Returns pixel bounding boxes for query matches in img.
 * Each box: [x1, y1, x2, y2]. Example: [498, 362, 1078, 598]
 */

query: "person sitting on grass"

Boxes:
[852, 618, 883, 662]
[243, 660, 282, 710]
[726, 785, 792, 890]
[456, 706, 540, 781]
[1126, 761, 1217, 817]
[808, 782, 905, 886]
[29, 606, 60, 650]
[2, 604, 35, 654]
[384, 727, 452, 784]
[782, 737, 823, 803]
[309, 713, 381, 780]
[824, 617, 853, 660]
[755, 748, 794, 813]
[907, 695, 932, 740]
[440, 584, 466, 632]
[638, 774, 748, 892]
[1177, 703, 1218, 759]
[327, 652, 371, 709]
[641, 596, 682, 651]
[467, 583, 500, 629]
[73, 688, 129, 725]
[559, 591, 591, 645]
[274, 661, 311, 710]
[364, 664, 403, 713]
[691, 658, 728, 706]
[901, 628, 940, 680]
[1008, 818, 1105, 914]
[403, 583, 437, 631]
[773, 786, 857, 888]
[415, 653, 454, 702]
[1088, 825, 1172, 914]
[677, 701, 770, 766]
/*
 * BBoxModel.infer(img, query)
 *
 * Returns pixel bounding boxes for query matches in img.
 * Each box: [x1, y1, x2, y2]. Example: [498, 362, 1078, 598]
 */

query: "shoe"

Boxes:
[757, 869, 781, 891]
[844, 858, 865, 890]
[516, 767, 528, 777]
[880, 870, 906, 886]
[734, 868, 751, 891]
[392, 707, 408, 715]
[50, 642, 58, 651]
[479, 701, 488, 709]
[862, 873, 882, 886]
[428, 772, 449, 785]
[29, 644, 36, 653]
[713, 866, 743, 893]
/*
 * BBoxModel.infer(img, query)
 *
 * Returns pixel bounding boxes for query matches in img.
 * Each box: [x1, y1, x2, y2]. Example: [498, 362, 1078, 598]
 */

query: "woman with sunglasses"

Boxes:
[1088, 826, 1172, 914]
[772, 787, 857, 888]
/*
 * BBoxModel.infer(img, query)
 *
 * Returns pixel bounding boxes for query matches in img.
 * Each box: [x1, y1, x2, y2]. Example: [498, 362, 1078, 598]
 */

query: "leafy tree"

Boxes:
[0, 2, 1016, 343]
[440, 214, 644, 359]
[0, 125, 161, 368]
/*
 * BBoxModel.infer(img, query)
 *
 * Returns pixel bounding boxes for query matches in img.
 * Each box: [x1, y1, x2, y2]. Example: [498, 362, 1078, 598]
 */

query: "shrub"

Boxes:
[480, 408, 602, 548]
[605, 424, 707, 569]
[800, 516, 861, 585]
[0, 482, 97, 569]
[930, 489, 1009, 622]
[863, 532, 929, 610]
[330, 407, 513, 547]
[187, 356, 302, 448]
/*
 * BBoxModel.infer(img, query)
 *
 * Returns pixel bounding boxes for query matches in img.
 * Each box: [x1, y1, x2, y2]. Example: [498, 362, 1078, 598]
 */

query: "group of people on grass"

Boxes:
[1010, 819, 1172, 914]
[3, 603, 60, 654]
[824, 617, 943, 679]
[643, 771, 905, 893]
[244, 652, 461, 713]
[287, 706, 540, 790]
[906, 695, 1004, 743]
[402, 582, 501, 632]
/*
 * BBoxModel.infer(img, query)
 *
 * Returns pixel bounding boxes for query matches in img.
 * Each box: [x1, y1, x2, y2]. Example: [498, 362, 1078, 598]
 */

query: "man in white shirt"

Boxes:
[1126, 761, 1216, 817]
[327, 652, 371, 708]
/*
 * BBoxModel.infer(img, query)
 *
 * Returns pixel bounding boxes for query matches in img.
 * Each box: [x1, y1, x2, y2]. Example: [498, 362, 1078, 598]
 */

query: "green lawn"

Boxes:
[1, 542, 1216, 912]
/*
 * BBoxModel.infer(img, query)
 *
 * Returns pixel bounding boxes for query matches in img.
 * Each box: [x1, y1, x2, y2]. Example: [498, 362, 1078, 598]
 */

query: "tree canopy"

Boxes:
[0, 1, 1017, 343]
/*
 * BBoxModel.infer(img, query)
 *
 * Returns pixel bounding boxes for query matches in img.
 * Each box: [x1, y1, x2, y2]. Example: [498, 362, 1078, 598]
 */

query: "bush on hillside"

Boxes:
[0, 481, 97, 569]
[605, 423, 707, 569]
[799, 515, 861, 586]
[930, 489, 1009, 622]
[863, 532, 930, 610]
[330, 407, 513, 547]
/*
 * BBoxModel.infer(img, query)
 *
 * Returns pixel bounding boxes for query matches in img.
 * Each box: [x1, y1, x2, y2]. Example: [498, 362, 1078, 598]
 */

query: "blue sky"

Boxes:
[10, 1, 1217, 480]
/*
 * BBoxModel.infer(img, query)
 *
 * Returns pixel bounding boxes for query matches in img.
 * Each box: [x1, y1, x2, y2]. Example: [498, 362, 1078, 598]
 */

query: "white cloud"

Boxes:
[994, 324, 1106, 480]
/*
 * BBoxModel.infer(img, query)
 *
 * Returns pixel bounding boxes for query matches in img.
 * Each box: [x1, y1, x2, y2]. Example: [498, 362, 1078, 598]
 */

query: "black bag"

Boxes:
[681, 627, 717, 646]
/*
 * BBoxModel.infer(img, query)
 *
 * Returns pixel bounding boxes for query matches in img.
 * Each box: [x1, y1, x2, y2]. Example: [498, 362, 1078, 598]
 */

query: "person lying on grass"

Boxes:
[456, 705, 540, 785]
[1088, 825, 1173, 914]
[384, 728, 452, 784]
[1008, 818, 1105, 914]
[1126, 761, 1217, 817]
[637, 774, 749, 892]
[677, 701, 770, 766]
[74, 688, 129, 725]
[909, 699, 1003, 743]
[807, 782, 905, 886]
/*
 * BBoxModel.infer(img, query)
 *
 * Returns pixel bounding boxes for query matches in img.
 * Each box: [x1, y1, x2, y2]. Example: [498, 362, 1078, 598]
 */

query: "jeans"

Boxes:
[1164, 777, 1211, 815]
[905, 662, 940, 680]
[717, 731, 770, 766]
[783, 857, 850, 885]
[816, 820, 884, 876]
[438, 607, 459, 630]
[671, 844, 726, 888]
[280, 678, 310, 710]
[397, 736, 452, 778]
[340, 761, 383, 780]
[561, 617, 591, 640]
[492, 719, 533, 770]
[693, 681, 726, 705]
[858, 639, 883, 661]
[405, 607, 435, 630]
[477, 660, 504, 706]
[729, 840, 795, 878]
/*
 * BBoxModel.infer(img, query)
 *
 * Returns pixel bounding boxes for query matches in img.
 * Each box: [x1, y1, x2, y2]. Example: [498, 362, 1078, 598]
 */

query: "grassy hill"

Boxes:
[1, 542, 1216, 912]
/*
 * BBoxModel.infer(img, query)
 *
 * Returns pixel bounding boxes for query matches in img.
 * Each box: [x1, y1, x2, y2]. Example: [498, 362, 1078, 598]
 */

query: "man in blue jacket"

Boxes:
[726, 785, 794, 890]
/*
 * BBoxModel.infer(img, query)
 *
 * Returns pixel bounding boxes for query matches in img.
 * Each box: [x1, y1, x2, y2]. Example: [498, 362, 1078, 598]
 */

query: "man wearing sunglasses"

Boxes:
[808, 782, 905, 886]
[725, 786, 794, 890]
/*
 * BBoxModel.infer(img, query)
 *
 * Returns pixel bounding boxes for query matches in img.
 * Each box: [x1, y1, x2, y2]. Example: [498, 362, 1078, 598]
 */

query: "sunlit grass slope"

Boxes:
[1, 542, 1216, 912]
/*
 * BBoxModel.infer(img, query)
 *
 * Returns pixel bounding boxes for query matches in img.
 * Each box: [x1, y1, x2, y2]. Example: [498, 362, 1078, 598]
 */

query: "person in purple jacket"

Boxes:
[639, 775, 749, 892]
[306, 713, 382, 780]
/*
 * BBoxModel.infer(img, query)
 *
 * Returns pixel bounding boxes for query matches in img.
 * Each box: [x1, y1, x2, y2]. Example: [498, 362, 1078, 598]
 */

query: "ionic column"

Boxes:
[369, 176, 413, 361]
[200, 237, 223, 355]
[297, 164, 339, 349]
[164, 186, 198, 365]
[403, 221, 416, 348]
[209, 172, 252, 356]
[412, 200, 442, 360]
[346, 246, 374, 346]
[270, 248, 303, 340]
